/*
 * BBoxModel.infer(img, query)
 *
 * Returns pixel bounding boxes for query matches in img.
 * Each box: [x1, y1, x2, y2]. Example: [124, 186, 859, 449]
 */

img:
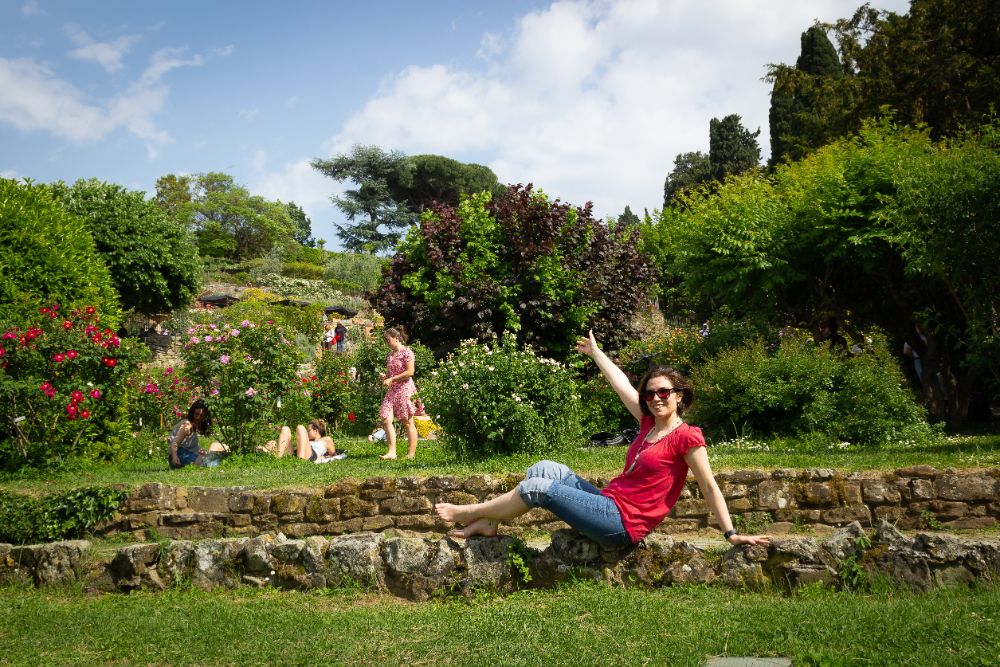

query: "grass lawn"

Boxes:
[1, 432, 998, 494]
[1, 581, 997, 666]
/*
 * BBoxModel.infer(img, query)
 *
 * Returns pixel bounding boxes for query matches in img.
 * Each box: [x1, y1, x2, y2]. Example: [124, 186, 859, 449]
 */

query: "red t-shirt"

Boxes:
[601, 414, 706, 543]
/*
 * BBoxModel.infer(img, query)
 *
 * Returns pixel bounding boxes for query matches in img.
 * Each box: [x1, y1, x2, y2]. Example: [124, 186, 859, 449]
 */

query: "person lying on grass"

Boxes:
[435, 331, 771, 548]
[262, 420, 339, 462]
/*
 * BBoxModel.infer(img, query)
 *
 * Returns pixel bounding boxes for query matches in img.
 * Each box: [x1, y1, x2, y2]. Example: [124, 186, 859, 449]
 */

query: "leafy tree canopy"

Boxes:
[390, 154, 501, 215]
[0, 178, 120, 324]
[154, 172, 296, 261]
[48, 179, 200, 315]
[287, 201, 315, 248]
[373, 185, 658, 359]
[708, 114, 762, 182]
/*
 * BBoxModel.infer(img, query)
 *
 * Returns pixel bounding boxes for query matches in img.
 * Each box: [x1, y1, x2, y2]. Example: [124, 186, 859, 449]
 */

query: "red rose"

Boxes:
[347, 412, 357, 422]
[102, 357, 118, 367]
[85, 306, 96, 315]
[66, 350, 78, 360]
[53, 353, 66, 362]
[63, 320, 72, 330]
[80, 410, 91, 419]
[66, 403, 79, 416]
[0, 346, 5, 358]
[71, 390, 85, 404]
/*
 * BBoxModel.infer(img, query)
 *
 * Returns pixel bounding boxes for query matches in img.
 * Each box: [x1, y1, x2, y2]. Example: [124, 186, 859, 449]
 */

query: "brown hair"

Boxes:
[637, 365, 693, 416]
[308, 419, 327, 438]
[384, 326, 408, 343]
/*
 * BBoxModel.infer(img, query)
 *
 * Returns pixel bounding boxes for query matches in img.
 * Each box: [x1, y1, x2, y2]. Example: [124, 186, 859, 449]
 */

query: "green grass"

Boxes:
[1, 582, 997, 666]
[2, 432, 998, 495]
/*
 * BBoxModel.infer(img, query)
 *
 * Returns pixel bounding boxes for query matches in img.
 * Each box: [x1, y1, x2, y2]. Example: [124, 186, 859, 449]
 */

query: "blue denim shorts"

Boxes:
[170, 447, 199, 469]
[517, 460, 631, 546]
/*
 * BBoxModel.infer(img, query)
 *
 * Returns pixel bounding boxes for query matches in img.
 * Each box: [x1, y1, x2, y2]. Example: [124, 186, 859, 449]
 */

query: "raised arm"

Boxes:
[685, 446, 770, 547]
[575, 330, 642, 421]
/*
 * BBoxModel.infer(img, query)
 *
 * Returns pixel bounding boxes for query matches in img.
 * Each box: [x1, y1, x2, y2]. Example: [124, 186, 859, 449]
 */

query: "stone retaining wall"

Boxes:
[96, 467, 1000, 541]
[2, 522, 998, 600]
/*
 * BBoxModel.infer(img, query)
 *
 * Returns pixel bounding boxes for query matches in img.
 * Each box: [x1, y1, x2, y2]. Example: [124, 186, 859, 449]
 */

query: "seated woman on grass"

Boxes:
[169, 399, 228, 469]
[435, 331, 771, 548]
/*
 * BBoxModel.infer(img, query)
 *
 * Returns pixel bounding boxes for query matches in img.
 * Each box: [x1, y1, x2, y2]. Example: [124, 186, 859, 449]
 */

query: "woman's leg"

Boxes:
[403, 416, 418, 459]
[380, 410, 397, 459]
[294, 425, 311, 460]
[275, 426, 292, 457]
[434, 487, 530, 538]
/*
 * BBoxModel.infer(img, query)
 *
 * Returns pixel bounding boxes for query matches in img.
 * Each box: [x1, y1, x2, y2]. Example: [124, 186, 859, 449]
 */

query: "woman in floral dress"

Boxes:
[378, 327, 419, 459]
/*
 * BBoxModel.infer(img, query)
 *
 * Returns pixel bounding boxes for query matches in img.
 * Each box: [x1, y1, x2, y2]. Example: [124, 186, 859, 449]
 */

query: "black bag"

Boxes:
[589, 431, 626, 447]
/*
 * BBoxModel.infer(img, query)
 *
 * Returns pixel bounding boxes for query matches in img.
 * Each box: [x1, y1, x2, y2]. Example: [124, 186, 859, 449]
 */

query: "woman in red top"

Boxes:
[435, 331, 770, 548]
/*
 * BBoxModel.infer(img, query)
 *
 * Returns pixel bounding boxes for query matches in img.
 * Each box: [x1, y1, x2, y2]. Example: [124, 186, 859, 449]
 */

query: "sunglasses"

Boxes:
[641, 387, 682, 401]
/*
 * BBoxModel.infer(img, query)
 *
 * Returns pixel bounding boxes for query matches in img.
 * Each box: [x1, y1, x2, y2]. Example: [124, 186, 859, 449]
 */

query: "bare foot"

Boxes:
[380, 452, 397, 460]
[449, 518, 497, 539]
[405, 454, 415, 460]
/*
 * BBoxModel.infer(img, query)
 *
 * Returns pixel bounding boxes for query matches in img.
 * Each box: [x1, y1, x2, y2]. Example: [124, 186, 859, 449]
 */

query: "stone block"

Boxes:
[726, 498, 753, 513]
[360, 488, 398, 501]
[424, 475, 461, 491]
[774, 509, 822, 523]
[802, 468, 836, 480]
[282, 523, 321, 539]
[394, 515, 437, 531]
[229, 493, 258, 513]
[874, 506, 909, 525]
[161, 511, 212, 526]
[462, 475, 496, 495]
[655, 518, 702, 532]
[935, 474, 996, 502]
[252, 514, 279, 532]
[721, 470, 768, 484]
[718, 483, 749, 499]
[128, 512, 160, 529]
[223, 514, 252, 527]
[910, 479, 935, 500]
[895, 465, 938, 478]
[304, 497, 340, 523]
[271, 492, 310, 516]
[821, 504, 872, 526]
[757, 481, 795, 510]
[911, 500, 969, 520]
[672, 498, 709, 518]
[838, 480, 863, 505]
[362, 476, 397, 491]
[129, 483, 179, 512]
[396, 477, 423, 491]
[942, 517, 997, 530]
[361, 516, 395, 532]
[187, 487, 233, 514]
[380, 495, 432, 515]
[794, 482, 835, 507]
[510, 508, 551, 526]
[438, 491, 478, 505]
[863, 479, 903, 505]
[768, 522, 795, 535]
[339, 496, 377, 519]
[325, 479, 361, 497]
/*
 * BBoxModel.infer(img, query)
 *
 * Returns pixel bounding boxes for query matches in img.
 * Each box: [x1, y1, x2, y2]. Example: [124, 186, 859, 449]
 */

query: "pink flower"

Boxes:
[219, 355, 231, 365]
[66, 350, 78, 360]
[0, 346, 5, 358]
[89, 389, 101, 400]
[2, 331, 16, 340]
[245, 387, 258, 397]
[65, 403, 79, 417]
[244, 354, 253, 361]
[53, 353, 66, 362]
[210, 388, 220, 396]
[230, 329, 240, 337]
[165, 367, 173, 375]
[189, 336, 200, 344]
[240, 320, 251, 327]
[71, 390, 85, 404]
[80, 409, 91, 419]
[204, 335, 214, 342]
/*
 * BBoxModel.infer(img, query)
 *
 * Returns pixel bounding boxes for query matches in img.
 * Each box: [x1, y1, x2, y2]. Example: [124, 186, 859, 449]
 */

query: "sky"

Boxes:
[1, 0, 912, 248]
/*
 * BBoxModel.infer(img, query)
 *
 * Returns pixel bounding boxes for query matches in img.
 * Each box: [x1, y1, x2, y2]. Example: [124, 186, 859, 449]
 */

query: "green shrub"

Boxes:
[691, 330, 932, 447]
[0, 304, 145, 470]
[324, 252, 384, 294]
[423, 333, 583, 458]
[281, 261, 324, 280]
[0, 486, 126, 544]
[0, 178, 121, 325]
[577, 375, 632, 436]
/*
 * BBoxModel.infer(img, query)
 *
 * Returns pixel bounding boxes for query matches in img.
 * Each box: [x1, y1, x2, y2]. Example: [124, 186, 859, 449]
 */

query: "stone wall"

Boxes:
[2, 522, 998, 600]
[96, 467, 1000, 542]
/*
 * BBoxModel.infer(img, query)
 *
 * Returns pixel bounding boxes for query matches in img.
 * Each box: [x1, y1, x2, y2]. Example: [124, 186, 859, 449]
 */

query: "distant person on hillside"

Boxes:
[263, 419, 342, 462]
[435, 331, 771, 549]
[334, 320, 348, 353]
[323, 323, 335, 351]
[169, 399, 228, 469]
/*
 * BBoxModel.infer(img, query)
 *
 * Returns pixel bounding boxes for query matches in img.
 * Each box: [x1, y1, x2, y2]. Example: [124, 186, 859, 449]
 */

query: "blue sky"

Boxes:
[1, 0, 910, 248]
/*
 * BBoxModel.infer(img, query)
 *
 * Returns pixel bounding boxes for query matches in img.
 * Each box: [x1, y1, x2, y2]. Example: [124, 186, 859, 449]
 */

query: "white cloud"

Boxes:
[214, 44, 235, 57]
[21, 1, 41, 17]
[250, 148, 267, 172]
[284, 95, 301, 109]
[1, 169, 21, 179]
[65, 24, 138, 72]
[237, 107, 259, 122]
[0, 46, 202, 157]
[325, 0, 910, 217]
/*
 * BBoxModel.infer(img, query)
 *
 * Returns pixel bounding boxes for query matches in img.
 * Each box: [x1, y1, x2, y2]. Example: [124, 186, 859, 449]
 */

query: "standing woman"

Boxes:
[378, 326, 419, 459]
[435, 331, 770, 548]
[168, 399, 226, 469]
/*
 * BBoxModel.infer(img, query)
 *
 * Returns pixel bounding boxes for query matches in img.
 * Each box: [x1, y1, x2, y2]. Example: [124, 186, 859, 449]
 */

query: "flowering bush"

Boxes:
[423, 333, 583, 458]
[126, 365, 199, 432]
[0, 304, 144, 469]
[179, 318, 304, 452]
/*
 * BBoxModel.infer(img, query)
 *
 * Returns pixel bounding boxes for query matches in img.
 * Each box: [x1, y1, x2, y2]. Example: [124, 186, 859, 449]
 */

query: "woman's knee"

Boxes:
[517, 475, 555, 508]
[525, 460, 571, 481]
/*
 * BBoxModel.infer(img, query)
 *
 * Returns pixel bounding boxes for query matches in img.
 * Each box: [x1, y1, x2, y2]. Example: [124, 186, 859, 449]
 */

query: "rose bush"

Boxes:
[0, 304, 143, 469]
[179, 318, 304, 452]
[423, 333, 583, 458]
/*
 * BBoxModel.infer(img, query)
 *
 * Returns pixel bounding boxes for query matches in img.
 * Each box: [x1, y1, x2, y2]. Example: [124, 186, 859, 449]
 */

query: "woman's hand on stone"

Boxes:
[729, 534, 770, 546]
